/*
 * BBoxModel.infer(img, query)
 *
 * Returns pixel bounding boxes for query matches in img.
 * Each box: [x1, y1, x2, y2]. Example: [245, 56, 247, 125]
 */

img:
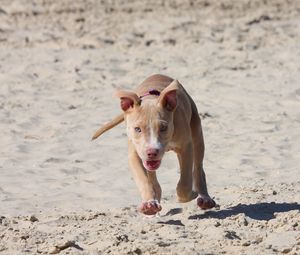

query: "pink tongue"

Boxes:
[148, 161, 158, 167]
[144, 160, 161, 171]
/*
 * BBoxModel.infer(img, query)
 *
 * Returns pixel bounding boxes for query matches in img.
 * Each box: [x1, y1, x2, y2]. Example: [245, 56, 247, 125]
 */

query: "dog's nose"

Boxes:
[146, 148, 159, 158]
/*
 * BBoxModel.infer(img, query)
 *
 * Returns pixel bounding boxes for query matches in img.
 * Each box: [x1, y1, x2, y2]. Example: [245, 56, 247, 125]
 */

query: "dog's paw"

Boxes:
[138, 200, 162, 215]
[197, 195, 216, 210]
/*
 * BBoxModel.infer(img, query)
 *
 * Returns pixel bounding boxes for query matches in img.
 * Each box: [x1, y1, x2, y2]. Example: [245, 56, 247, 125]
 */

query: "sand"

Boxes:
[0, 0, 300, 254]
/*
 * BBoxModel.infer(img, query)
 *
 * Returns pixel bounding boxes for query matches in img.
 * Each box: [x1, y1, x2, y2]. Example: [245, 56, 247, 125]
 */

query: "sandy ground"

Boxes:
[0, 0, 300, 254]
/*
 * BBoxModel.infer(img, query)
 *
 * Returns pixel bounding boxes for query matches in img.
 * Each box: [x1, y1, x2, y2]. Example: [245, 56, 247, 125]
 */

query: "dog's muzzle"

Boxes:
[143, 160, 161, 171]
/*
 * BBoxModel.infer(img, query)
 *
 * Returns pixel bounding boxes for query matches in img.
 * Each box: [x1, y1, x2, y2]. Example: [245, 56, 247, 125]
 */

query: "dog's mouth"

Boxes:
[143, 160, 161, 171]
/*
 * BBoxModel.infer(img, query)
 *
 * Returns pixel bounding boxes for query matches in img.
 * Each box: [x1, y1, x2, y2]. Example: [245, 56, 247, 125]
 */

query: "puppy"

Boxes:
[93, 74, 216, 215]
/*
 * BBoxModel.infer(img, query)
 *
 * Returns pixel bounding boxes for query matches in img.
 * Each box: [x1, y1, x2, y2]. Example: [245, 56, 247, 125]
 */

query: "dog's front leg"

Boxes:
[128, 140, 162, 215]
[191, 117, 216, 210]
[176, 142, 198, 203]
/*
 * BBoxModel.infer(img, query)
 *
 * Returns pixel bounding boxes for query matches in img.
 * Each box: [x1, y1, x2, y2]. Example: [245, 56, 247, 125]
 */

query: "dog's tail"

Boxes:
[91, 113, 124, 140]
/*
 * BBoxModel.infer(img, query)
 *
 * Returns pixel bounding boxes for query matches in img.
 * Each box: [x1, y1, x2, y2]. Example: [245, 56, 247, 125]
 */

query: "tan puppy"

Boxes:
[92, 74, 216, 215]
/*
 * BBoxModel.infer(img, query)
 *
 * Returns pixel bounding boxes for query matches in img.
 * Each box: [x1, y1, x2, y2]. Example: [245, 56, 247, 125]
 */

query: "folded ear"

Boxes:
[158, 79, 180, 111]
[115, 90, 141, 112]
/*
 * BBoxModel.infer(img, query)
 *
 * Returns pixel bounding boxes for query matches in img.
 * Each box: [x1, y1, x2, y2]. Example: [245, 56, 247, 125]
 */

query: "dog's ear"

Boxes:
[158, 79, 180, 111]
[115, 90, 141, 112]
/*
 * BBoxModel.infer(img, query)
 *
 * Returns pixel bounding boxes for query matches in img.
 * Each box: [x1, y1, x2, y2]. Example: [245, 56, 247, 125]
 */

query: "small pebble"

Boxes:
[30, 215, 39, 222]
[242, 241, 251, 246]
[214, 222, 221, 227]
[281, 248, 291, 254]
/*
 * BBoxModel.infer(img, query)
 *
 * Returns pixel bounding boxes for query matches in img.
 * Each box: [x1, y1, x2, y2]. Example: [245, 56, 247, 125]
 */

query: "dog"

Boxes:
[92, 74, 216, 215]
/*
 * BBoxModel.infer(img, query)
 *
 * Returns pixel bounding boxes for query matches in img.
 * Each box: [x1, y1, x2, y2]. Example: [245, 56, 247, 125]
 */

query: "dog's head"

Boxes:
[116, 80, 180, 171]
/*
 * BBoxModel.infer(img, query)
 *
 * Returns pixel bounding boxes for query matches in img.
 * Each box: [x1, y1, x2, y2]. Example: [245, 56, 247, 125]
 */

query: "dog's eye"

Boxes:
[160, 124, 168, 132]
[134, 127, 141, 133]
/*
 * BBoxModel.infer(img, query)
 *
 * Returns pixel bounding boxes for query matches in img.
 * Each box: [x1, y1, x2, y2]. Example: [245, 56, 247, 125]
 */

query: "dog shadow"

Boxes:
[188, 202, 300, 221]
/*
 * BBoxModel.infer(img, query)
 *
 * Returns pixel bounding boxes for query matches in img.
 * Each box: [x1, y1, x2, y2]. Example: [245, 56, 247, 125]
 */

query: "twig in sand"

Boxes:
[50, 241, 83, 254]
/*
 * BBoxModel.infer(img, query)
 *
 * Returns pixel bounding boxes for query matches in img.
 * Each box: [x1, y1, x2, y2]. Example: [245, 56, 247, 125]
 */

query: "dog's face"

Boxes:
[117, 81, 179, 171]
[125, 101, 175, 171]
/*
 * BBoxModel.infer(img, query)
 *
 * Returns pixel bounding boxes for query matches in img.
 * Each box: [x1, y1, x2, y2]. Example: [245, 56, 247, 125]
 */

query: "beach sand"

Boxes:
[0, 0, 299, 254]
